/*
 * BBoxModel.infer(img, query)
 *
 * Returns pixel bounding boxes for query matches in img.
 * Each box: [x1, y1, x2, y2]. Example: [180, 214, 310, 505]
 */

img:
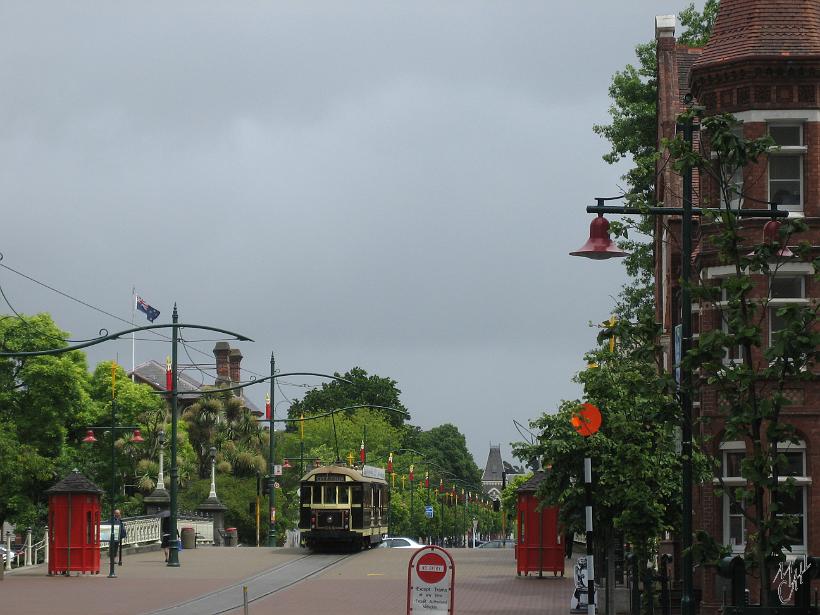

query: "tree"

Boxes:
[406, 424, 482, 487]
[667, 111, 820, 603]
[287, 367, 410, 428]
[0, 313, 93, 529]
[515, 310, 685, 567]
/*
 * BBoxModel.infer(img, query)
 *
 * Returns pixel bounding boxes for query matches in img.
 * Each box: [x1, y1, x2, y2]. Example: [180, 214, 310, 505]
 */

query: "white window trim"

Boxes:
[767, 122, 805, 213]
[719, 441, 809, 552]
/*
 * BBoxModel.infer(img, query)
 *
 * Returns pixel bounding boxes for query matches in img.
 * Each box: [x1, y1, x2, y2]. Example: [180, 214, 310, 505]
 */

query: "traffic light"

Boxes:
[261, 475, 270, 496]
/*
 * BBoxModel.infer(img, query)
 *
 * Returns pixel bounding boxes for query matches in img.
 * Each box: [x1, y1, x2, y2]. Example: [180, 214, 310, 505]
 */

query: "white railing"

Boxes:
[177, 515, 214, 545]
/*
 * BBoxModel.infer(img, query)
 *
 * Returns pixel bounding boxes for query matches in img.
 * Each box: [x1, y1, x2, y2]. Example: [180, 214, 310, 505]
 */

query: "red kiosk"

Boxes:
[45, 470, 103, 575]
[516, 471, 564, 577]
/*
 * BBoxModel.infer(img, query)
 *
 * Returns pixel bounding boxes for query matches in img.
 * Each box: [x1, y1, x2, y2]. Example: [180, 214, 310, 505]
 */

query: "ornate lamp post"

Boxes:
[82, 361, 144, 578]
[570, 122, 788, 614]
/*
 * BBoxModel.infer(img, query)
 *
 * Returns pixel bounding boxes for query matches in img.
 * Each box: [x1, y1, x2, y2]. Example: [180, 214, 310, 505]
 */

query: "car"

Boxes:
[379, 537, 425, 549]
[477, 539, 515, 549]
[0, 544, 23, 563]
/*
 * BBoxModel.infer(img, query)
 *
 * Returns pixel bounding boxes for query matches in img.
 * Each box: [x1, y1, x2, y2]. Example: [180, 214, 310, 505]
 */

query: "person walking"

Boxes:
[113, 509, 127, 566]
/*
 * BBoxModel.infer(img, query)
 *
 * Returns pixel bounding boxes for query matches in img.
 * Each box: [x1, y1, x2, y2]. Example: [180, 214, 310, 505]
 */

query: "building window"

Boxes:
[768, 276, 806, 348]
[774, 443, 808, 550]
[721, 441, 810, 552]
[768, 123, 805, 213]
[721, 442, 747, 551]
[719, 287, 744, 365]
[720, 126, 744, 209]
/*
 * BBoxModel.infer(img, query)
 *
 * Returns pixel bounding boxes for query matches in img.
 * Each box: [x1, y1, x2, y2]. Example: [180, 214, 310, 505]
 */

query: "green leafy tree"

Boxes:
[667, 111, 820, 603]
[406, 424, 482, 486]
[287, 367, 409, 428]
[0, 313, 93, 528]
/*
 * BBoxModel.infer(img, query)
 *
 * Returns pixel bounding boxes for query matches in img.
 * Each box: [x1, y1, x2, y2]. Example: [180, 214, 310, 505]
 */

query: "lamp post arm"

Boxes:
[586, 205, 789, 218]
[160, 373, 353, 396]
[0, 323, 252, 357]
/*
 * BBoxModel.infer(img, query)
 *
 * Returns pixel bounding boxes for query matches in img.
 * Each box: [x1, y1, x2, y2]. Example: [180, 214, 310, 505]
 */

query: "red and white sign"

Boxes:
[407, 546, 455, 614]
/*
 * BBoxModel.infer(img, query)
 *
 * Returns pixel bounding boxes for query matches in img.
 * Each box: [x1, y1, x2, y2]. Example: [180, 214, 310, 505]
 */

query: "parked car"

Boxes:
[0, 544, 23, 563]
[477, 539, 515, 549]
[379, 537, 425, 549]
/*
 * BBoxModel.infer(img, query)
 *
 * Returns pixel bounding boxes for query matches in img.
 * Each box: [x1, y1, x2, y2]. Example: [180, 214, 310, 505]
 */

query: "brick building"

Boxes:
[655, 2, 820, 612]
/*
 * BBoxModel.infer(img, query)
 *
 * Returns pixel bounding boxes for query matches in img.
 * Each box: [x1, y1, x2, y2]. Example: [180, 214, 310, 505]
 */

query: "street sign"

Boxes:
[571, 403, 602, 437]
[273, 464, 283, 476]
[425, 505, 434, 519]
[407, 546, 455, 614]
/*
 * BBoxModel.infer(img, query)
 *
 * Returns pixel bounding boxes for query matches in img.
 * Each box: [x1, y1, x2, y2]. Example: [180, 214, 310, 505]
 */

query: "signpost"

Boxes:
[407, 546, 455, 614]
[571, 402, 601, 615]
[425, 505, 434, 519]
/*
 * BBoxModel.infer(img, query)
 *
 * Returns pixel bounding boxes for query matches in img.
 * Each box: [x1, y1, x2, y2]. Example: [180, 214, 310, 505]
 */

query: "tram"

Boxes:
[298, 463, 389, 550]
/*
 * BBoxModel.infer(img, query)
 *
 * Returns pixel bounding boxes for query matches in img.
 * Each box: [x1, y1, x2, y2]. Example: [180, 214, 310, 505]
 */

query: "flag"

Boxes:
[359, 440, 365, 463]
[166, 356, 172, 391]
[136, 296, 161, 322]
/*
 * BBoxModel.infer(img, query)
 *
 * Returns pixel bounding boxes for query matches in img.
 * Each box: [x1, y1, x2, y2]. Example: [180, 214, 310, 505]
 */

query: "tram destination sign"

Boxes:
[407, 546, 455, 614]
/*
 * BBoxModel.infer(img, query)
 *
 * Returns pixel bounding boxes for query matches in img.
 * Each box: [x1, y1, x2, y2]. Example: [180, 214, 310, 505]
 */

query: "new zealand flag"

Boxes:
[136, 296, 161, 323]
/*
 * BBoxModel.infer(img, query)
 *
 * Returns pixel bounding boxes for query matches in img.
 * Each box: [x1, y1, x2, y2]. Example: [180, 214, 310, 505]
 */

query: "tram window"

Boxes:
[339, 486, 349, 504]
[324, 485, 337, 504]
[312, 485, 321, 504]
[301, 486, 312, 504]
[352, 486, 363, 505]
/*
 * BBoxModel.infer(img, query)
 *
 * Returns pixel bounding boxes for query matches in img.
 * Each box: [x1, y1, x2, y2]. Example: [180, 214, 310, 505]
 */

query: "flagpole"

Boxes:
[131, 287, 136, 381]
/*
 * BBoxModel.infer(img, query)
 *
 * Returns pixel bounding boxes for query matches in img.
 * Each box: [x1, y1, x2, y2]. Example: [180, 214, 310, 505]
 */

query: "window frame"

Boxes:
[767, 275, 808, 348]
[767, 121, 805, 213]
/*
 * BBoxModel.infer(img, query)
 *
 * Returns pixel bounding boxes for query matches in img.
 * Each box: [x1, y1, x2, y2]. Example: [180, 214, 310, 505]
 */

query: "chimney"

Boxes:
[229, 348, 242, 384]
[213, 342, 230, 384]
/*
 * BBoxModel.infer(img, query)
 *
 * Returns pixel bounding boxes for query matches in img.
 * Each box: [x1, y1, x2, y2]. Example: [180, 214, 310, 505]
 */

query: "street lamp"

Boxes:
[82, 362, 144, 578]
[570, 116, 787, 615]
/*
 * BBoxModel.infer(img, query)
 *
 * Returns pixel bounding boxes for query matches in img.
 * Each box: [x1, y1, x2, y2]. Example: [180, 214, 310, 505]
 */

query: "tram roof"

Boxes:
[301, 464, 386, 484]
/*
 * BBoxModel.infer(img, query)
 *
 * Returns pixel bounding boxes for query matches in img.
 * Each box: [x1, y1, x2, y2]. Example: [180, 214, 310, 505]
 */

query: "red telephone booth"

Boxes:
[516, 471, 564, 577]
[45, 470, 103, 575]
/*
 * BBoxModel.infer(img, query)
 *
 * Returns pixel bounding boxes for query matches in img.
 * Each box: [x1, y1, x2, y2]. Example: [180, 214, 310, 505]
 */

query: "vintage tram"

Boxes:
[298, 463, 389, 551]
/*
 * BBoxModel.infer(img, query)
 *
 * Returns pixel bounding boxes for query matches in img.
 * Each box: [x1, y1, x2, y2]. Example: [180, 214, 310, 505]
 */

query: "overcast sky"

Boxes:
[0, 1, 705, 467]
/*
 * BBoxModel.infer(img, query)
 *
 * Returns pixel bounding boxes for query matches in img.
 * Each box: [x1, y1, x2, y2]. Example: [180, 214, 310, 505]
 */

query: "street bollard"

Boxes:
[243, 585, 249, 615]
[25, 527, 32, 566]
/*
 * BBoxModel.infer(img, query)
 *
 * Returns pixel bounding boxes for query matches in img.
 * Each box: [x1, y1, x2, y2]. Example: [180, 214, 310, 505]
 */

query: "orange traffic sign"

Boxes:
[571, 403, 602, 437]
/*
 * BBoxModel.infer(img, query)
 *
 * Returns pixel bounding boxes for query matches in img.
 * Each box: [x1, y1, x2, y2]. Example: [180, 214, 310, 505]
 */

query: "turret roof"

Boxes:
[693, 0, 820, 71]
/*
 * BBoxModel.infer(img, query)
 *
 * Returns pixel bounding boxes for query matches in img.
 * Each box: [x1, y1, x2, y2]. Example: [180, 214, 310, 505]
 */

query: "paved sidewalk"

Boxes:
[2, 547, 305, 615]
[227, 548, 571, 615]
[2, 546, 572, 615]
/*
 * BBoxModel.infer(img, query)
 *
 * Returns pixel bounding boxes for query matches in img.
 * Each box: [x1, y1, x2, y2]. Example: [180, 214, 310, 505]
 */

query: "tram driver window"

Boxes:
[339, 486, 349, 504]
[301, 486, 312, 504]
[324, 485, 337, 504]
[312, 485, 321, 504]
[352, 486, 363, 505]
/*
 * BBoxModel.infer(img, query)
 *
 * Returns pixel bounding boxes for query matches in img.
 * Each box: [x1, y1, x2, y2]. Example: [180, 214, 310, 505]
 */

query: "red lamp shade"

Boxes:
[570, 214, 628, 260]
[283, 459, 292, 469]
[131, 429, 144, 443]
[749, 219, 794, 259]
[82, 429, 97, 443]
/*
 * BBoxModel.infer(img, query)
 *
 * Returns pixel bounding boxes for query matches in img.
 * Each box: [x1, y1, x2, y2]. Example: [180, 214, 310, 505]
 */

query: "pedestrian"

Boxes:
[113, 509, 126, 566]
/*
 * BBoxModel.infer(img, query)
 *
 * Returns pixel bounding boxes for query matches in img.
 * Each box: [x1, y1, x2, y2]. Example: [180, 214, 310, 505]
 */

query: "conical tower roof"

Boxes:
[693, 0, 820, 71]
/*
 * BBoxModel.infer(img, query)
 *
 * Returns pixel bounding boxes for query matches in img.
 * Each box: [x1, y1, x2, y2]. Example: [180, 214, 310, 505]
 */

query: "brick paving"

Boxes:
[2, 546, 573, 615]
[227, 547, 571, 615]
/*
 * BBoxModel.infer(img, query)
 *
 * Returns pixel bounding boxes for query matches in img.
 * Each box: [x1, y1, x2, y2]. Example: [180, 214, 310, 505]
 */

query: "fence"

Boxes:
[7, 512, 218, 571]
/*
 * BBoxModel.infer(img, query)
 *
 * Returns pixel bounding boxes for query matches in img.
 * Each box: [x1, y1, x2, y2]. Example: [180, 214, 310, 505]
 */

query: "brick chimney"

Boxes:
[228, 348, 242, 384]
[213, 342, 230, 384]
